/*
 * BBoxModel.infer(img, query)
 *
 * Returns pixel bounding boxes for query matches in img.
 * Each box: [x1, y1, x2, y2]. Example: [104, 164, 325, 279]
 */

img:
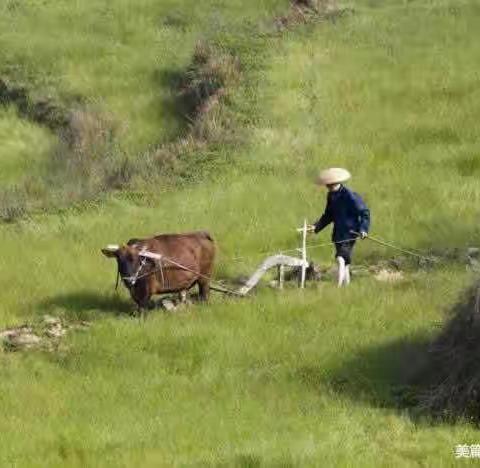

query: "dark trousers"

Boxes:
[335, 240, 356, 265]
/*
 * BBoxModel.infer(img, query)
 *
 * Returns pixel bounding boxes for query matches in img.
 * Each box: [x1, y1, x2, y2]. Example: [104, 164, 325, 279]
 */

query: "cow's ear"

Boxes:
[101, 245, 120, 258]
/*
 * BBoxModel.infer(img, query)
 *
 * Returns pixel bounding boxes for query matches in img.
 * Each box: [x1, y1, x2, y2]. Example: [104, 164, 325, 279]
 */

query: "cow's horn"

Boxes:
[105, 244, 120, 251]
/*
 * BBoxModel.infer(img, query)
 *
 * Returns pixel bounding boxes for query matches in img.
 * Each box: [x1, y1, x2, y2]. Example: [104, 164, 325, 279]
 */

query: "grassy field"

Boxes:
[0, 0, 288, 151]
[1, 0, 480, 466]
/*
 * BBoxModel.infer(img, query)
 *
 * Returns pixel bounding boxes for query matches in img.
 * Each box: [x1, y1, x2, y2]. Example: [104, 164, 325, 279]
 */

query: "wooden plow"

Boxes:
[237, 220, 309, 296]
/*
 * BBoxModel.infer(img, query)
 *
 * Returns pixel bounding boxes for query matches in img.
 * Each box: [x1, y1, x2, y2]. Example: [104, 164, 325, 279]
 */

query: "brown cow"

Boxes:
[101, 231, 215, 311]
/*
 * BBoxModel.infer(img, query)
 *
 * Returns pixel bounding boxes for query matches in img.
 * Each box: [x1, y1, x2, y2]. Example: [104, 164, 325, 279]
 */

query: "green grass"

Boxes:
[1, 0, 480, 465]
[0, 107, 55, 184]
[1, 271, 477, 467]
[0, 0, 288, 154]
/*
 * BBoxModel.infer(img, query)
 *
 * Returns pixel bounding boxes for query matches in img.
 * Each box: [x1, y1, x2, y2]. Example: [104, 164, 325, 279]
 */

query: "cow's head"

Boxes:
[101, 244, 144, 287]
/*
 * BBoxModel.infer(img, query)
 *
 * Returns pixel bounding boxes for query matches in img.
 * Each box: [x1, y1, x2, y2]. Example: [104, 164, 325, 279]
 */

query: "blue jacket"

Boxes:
[314, 185, 370, 242]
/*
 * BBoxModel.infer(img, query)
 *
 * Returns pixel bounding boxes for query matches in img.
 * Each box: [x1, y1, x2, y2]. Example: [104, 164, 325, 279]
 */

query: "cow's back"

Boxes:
[155, 232, 213, 264]
[129, 231, 215, 280]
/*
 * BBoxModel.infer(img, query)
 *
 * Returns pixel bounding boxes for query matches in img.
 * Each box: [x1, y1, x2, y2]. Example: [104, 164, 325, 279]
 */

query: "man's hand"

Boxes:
[360, 231, 368, 240]
[306, 224, 316, 234]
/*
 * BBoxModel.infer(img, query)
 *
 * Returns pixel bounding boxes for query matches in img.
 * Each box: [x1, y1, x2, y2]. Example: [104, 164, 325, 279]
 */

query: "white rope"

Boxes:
[351, 231, 437, 263]
[158, 258, 166, 289]
[119, 230, 440, 297]
[123, 257, 147, 285]
[227, 237, 358, 263]
[160, 255, 243, 297]
[227, 232, 441, 266]
[125, 252, 243, 297]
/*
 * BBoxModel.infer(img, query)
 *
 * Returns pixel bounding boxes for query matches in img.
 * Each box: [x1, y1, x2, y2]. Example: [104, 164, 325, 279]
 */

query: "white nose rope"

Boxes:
[124, 257, 147, 286]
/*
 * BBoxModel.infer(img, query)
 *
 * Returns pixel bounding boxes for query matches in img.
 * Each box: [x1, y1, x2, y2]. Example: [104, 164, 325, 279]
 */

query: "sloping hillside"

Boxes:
[0, 0, 288, 148]
[0, 0, 289, 210]
[1, 0, 480, 465]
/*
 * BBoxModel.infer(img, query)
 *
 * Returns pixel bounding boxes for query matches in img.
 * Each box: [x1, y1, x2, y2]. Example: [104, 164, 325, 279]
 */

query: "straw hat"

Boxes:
[316, 167, 351, 186]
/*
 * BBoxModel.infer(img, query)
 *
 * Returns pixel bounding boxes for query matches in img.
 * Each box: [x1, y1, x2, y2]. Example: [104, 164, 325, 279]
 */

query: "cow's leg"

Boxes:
[131, 284, 152, 319]
[137, 297, 155, 320]
[198, 279, 210, 302]
[130, 295, 143, 318]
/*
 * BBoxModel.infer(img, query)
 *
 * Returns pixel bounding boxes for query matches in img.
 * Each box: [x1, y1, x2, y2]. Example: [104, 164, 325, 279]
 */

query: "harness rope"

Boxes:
[158, 257, 166, 290]
[121, 253, 243, 297]
[226, 234, 438, 265]
[115, 231, 441, 296]
[351, 231, 437, 263]
[226, 237, 359, 263]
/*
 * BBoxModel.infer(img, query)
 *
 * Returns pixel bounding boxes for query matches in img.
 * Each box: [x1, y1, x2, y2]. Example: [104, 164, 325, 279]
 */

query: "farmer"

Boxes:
[308, 168, 370, 287]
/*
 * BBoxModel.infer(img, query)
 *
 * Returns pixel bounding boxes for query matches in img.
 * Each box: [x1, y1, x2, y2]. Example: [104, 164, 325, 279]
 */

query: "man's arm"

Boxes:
[313, 199, 333, 233]
[350, 192, 370, 236]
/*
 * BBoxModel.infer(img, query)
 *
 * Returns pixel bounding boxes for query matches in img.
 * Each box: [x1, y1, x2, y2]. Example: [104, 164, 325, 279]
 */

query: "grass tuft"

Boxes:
[0, 186, 27, 222]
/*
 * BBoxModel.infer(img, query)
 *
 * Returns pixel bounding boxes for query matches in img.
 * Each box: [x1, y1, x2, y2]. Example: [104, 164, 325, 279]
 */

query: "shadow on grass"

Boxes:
[297, 334, 434, 418]
[39, 291, 133, 319]
[39, 290, 213, 321]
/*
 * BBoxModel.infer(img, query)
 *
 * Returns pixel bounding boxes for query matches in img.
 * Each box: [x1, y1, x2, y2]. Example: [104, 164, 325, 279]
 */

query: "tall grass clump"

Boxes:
[409, 282, 480, 422]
